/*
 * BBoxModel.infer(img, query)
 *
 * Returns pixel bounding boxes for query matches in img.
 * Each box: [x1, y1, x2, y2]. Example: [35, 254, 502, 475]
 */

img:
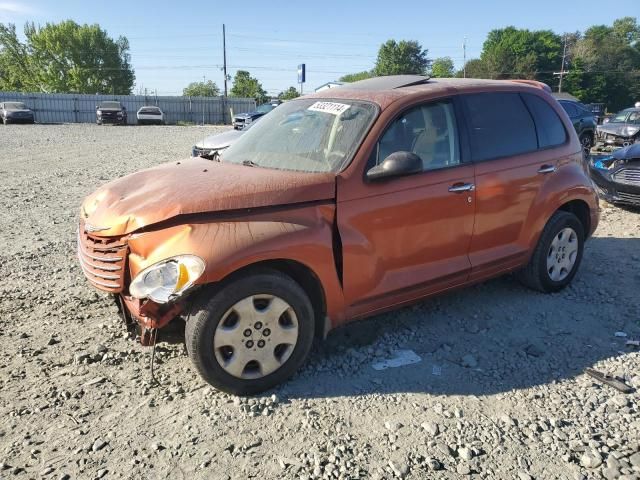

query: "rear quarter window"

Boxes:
[463, 92, 538, 162]
[522, 94, 567, 148]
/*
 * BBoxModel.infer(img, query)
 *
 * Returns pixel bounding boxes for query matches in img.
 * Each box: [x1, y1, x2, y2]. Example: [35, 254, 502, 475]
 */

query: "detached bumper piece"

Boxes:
[120, 295, 184, 346]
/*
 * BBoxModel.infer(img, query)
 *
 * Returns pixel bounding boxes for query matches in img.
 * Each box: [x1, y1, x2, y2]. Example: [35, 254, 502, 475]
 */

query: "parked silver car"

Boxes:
[191, 128, 245, 158]
[596, 108, 640, 147]
[1, 101, 35, 124]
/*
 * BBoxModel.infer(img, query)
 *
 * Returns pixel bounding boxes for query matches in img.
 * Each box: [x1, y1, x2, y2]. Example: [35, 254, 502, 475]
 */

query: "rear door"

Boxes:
[461, 91, 568, 281]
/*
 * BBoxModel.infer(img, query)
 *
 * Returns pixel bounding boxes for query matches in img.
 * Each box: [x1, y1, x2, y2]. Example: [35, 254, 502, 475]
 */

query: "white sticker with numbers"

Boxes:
[307, 101, 351, 115]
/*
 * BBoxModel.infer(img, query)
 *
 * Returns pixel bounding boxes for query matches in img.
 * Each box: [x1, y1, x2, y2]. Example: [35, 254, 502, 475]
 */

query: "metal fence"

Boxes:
[0, 92, 256, 125]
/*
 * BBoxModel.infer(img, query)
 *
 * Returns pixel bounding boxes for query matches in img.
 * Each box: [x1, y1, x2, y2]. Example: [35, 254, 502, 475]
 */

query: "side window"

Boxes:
[628, 112, 640, 124]
[522, 93, 567, 148]
[463, 93, 537, 162]
[374, 101, 460, 171]
[560, 101, 578, 118]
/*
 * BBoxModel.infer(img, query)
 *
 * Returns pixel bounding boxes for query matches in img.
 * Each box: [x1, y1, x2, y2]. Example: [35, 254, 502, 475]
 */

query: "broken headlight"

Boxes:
[129, 255, 205, 303]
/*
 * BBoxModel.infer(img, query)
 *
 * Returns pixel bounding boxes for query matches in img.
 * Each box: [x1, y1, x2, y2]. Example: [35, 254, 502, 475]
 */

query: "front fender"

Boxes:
[126, 203, 345, 323]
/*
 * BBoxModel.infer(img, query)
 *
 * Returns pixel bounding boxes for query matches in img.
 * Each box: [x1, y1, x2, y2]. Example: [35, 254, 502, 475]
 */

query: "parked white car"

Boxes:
[136, 106, 165, 125]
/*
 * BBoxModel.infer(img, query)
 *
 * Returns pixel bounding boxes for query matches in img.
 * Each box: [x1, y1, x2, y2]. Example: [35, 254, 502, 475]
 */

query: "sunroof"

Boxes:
[342, 75, 431, 90]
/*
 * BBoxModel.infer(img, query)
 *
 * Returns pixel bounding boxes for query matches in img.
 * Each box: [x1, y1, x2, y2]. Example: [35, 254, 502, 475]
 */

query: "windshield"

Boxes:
[609, 111, 630, 123]
[255, 103, 276, 114]
[99, 101, 122, 109]
[222, 99, 378, 173]
[5, 102, 26, 110]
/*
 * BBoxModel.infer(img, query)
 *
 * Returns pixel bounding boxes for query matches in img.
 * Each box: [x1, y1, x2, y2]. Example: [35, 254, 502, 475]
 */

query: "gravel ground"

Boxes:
[0, 124, 639, 480]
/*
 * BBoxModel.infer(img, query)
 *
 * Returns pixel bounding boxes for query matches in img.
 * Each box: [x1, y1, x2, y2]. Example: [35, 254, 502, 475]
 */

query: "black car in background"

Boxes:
[96, 101, 127, 125]
[232, 101, 280, 130]
[1, 101, 35, 124]
[558, 99, 597, 153]
[589, 143, 640, 207]
[596, 108, 640, 147]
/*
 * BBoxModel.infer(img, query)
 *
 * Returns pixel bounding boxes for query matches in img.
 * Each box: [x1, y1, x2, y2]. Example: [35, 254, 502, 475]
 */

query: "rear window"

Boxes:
[522, 94, 567, 148]
[463, 93, 537, 162]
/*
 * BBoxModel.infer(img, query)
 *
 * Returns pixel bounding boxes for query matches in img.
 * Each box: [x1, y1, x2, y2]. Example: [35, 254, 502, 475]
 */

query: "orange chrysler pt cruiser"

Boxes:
[78, 76, 599, 395]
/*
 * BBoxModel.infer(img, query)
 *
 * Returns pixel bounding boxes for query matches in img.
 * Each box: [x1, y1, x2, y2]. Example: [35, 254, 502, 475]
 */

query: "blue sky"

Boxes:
[0, 0, 638, 96]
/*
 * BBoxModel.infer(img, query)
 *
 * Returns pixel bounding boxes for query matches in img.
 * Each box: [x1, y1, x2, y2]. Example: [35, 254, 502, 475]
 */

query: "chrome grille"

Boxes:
[617, 192, 640, 205]
[77, 225, 128, 293]
[613, 168, 640, 187]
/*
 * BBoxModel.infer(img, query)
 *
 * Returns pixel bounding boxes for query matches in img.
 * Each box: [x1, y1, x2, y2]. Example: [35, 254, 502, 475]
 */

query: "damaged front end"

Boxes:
[589, 144, 640, 206]
[78, 221, 202, 346]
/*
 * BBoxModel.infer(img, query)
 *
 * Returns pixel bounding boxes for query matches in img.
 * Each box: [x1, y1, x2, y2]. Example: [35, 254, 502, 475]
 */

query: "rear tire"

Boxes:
[185, 269, 315, 395]
[516, 211, 584, 293]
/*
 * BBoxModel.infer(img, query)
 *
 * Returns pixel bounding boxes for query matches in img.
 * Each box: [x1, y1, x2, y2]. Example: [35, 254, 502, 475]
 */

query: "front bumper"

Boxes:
[98, 115, 126, 124]
[5, 115, 34, 123]
[118, 295, 185, 345]
[589, 165, 640, 206]
[596, 131, 635, 147]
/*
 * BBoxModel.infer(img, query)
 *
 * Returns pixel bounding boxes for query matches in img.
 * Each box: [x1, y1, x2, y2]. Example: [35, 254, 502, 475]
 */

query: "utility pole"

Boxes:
[202, 75, 206, 125]
[222, 24, 228, 125]
[554, 34, 569, 93]
[463, 36, 467, 78]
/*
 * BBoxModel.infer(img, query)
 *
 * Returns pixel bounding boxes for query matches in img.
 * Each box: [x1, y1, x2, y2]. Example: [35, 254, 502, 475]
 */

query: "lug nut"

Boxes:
[246, 340, 254, 348]
[254, 321, 263, 330]
[243, 329, 252, 337]
[257, 340, 265, 348]
[263, 328, 271, 337]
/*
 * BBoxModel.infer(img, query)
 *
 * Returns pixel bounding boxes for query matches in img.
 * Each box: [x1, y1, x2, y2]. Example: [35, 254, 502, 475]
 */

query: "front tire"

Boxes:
[579, 133, 593, 157]
[516, 211, 584, 293]
[185, 269, 315, 395]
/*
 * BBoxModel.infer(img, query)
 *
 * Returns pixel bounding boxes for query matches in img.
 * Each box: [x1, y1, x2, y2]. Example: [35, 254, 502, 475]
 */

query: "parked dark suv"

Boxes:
[558, 100, 596, 154]
[96, 101, 127, 125]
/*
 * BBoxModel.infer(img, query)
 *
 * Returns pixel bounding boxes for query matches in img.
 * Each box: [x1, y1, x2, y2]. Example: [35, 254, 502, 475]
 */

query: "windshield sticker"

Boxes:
[308, 101, 351, 115]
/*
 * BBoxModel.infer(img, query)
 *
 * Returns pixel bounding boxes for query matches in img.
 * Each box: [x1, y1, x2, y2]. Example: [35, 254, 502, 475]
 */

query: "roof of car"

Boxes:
[304, 76, 553, 110]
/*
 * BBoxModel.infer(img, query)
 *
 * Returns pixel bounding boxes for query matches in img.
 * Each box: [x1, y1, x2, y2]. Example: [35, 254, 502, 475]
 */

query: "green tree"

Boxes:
[430, 57, 455, 77]
[0, 20, 135, 93]
[564, 17, 640, 110]
[338, 70, 373, 82]
[479, 27, 562, 85]
[277, 86, 300, 100]
[182, 80, 220, 97]
[230, 70, 268, 103]
[456, 58, 490, 78]
[374, 40, 430, 76]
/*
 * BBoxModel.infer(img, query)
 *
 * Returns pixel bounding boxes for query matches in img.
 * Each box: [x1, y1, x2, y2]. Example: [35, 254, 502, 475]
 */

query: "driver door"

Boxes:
[337, 99, 476, 318]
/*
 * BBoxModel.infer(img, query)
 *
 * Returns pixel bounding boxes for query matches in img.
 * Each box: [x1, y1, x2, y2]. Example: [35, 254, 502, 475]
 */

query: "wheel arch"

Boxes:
[557, 199, 592, 238]
[212, 258, 329, 340]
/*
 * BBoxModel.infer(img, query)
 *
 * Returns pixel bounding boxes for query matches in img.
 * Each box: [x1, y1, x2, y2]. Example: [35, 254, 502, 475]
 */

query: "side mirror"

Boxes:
[95, 105, 99, 110]
[366, 151, 423, 181]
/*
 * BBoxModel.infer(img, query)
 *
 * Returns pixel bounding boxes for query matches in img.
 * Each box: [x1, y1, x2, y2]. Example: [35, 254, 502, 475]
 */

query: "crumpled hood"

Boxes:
[598, 123, 635, 137]
[81, 157, 336, 236]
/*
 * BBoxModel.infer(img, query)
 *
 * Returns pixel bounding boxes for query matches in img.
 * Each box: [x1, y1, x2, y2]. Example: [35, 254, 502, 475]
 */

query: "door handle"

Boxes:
[448, 183, 475, 193]
[538, 165, 556, 174]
